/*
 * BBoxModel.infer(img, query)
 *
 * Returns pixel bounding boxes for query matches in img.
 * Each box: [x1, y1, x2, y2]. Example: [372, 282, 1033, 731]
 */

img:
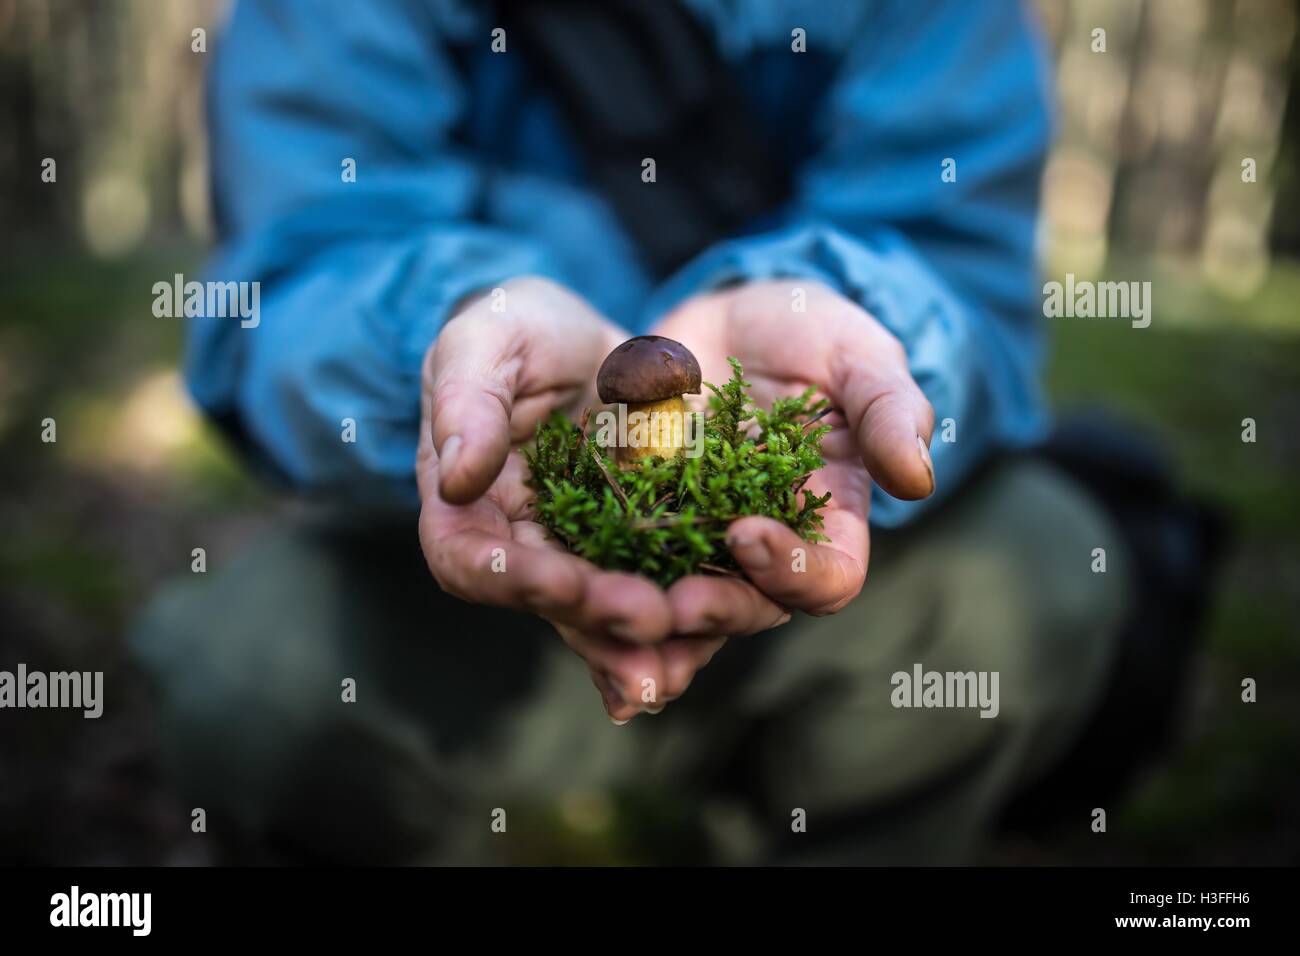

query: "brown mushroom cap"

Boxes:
[596, 335, 702, 404]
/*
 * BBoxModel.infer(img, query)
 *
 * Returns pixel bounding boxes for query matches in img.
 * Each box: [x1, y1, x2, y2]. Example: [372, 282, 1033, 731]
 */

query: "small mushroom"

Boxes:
[597, 335, 701, 465]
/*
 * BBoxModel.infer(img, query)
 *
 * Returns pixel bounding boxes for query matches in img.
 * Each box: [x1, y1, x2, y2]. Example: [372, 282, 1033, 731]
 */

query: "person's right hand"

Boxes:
[416, 277, 728, 723]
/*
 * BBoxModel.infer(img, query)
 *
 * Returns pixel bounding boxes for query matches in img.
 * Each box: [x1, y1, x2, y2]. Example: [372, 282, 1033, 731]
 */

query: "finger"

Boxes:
[575, 570, 675, 643]
[590, 667, 641, 723]
[421, 526, 585, 617]
[596, 644, 664, 722]
[560, 629, 666, 723]
[654, 635, 729, 704]
[428, 320, 520, 504]
[829, 340, 935, 501]
[423, 525, 676, 640]
[726, 515, 867, 615]
[509, 514, 674, 642]
[593, 634, 726, 718]
[666, 574, 788, 638]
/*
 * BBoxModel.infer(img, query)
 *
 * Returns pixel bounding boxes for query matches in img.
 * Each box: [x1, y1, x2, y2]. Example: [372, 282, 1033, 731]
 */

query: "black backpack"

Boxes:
[999, 413, 1227, 829]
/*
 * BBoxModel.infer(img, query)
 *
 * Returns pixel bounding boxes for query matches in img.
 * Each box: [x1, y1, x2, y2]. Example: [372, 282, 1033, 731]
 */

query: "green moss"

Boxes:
[524, 359, 831, 586]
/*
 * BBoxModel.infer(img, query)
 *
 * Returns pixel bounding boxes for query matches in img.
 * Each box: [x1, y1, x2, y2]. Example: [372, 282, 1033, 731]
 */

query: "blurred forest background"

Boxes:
[1, 0, 1297, 864]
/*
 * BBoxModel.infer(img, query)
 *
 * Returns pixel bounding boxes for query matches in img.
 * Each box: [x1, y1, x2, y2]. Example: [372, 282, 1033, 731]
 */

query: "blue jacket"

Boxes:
[191, 0, 1054, 525]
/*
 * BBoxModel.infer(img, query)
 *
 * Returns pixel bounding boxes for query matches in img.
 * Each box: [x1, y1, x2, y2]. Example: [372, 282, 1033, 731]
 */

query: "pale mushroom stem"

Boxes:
[620, 395, 686, 464]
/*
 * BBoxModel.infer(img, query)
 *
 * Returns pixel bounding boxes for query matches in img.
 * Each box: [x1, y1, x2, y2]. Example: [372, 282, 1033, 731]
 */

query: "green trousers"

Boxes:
[130, 458, 1130, 864]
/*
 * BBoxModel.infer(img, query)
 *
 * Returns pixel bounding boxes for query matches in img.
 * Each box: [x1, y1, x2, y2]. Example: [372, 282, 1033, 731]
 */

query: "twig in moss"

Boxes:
[577, 406, 630, 510]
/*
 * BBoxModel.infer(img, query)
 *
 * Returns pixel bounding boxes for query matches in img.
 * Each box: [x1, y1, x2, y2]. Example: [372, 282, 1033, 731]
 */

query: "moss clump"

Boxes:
[523, 358, 832, 587]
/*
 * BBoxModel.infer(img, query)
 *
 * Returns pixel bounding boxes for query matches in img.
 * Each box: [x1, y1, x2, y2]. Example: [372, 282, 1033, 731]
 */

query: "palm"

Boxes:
[649, 281, 935, 613]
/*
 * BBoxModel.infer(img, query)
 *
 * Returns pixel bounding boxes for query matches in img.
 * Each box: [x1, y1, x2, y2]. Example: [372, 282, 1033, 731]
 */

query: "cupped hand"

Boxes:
[651, 280, 936, 624]
[416, 277, 730, 722]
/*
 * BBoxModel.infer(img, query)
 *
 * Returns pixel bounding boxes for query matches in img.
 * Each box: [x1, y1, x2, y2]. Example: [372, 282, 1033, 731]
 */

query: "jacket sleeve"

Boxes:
[645, 0, 1055, 527]
[189, 0, 563, 505]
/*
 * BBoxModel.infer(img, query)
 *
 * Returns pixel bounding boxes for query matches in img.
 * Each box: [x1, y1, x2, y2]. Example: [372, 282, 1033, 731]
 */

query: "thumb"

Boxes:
[427, 323, 519, 505]
[831, 345, 936, 501]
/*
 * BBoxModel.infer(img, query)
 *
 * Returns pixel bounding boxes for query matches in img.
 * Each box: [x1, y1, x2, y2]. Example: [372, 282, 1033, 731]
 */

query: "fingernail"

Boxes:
[439, 435, 463, 476]
[729, 535, 772, 570]
[916, 434, 935, 495]
[610, 716, 631, 726]
[645, 706, 664, 715]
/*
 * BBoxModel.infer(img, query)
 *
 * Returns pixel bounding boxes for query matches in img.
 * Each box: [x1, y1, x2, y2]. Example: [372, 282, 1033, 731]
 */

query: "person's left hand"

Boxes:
[649, 280, 936, 631]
